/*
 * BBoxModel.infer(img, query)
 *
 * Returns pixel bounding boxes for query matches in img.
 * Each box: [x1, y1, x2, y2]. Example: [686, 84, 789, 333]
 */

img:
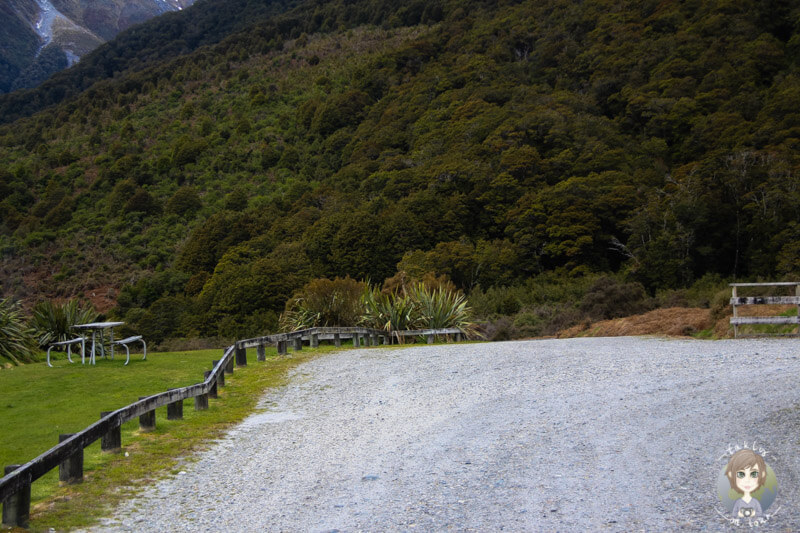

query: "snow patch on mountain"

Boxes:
[32, 0, 59, 46]
[26, 0, 194, 64]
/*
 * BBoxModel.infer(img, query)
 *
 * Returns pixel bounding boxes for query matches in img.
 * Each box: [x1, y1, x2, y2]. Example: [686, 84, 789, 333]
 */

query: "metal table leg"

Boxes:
[91, 331, 97, 365]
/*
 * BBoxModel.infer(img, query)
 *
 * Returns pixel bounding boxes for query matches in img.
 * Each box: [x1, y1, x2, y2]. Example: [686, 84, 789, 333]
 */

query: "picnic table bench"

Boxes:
[46, 337, 86, 367]
[111, 335, 147, 365]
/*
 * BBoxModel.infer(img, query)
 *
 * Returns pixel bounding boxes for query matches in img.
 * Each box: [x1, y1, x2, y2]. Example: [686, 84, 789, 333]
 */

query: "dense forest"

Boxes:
[0, 0, 798, 343]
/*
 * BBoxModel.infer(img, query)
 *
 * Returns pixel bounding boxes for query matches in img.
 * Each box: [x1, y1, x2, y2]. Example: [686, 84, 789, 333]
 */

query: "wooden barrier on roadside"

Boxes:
[730, 282, 800, 338]
[235, 326, 464, 359]
[0, 345, 236, 528]
[0, 326, 468, 528]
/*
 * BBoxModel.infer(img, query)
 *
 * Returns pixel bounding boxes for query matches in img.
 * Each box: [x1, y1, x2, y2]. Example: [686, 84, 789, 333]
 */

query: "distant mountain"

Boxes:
[0, 0, 300, 123]
[0, 0, 194, 93]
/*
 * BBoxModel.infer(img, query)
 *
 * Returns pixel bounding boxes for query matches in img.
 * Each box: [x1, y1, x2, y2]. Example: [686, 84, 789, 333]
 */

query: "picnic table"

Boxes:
[71, 321, 125, 364]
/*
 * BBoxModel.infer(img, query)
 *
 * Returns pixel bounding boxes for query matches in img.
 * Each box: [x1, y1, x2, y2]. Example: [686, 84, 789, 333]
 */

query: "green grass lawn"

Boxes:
[0, 345, 326, 531]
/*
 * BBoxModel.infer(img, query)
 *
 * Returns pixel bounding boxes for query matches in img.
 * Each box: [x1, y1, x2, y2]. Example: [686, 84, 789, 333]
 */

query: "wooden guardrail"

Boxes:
[0, 326, 466, 528]
[730, 282, 800, 338]
[0, 345, 236, 528]
[237, 326, 463, 357]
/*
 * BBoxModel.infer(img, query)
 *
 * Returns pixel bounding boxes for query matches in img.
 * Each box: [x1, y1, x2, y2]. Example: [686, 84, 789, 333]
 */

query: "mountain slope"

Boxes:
[0, 0, 196, 94]
[0, 0, 798, 341]
[0, 0, 42, 93]
[0, 0, 309, 120]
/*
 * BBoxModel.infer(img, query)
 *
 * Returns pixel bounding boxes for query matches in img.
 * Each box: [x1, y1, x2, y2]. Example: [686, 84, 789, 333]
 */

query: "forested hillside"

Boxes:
[0, 0, 798, 342]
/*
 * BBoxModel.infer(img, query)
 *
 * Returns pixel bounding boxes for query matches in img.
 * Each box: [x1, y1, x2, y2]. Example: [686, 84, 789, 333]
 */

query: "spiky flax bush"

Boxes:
[0, 299, 39, 365]
[31, 299, 98, 348]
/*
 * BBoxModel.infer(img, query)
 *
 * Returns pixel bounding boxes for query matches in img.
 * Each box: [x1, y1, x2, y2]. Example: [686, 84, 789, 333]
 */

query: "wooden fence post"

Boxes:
[2, 465, 30, 528]
[195, 393, 209, 411]
[100, 411, 121, 452]
[277, 340, 287, 355]
[427, 334, 434, 344]
[213, 361, 225, 387]
[225, 351, 234, 374]
[311, 334, 319, 348]
[235, 344, 247, 366]
[334, 333, 341, 347]
[383, 334, 390, 345]
[166, 390, 183, 421]
[58, 434, 83, 484]
[353, 333, 360, 347]
[257, 344, 266, 361]
[204, 371, 218, 399]
[292, 337, 302, 351]
[372, 334, 379, 346]
[138, 398, 156, 432]
[732, 285, 739, 338]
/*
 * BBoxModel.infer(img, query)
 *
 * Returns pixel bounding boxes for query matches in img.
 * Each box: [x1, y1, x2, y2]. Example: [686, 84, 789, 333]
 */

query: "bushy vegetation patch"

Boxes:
[280, 276, 367, 330]
[469, 273, 739, 340]
[280, 275, 480, 338]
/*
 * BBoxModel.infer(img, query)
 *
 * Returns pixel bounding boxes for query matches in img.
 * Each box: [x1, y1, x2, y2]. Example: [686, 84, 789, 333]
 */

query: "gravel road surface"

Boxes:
[90, 337, 800, 532]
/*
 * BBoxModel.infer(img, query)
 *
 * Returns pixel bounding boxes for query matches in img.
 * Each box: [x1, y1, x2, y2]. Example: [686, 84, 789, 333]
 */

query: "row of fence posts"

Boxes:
[267, 330, 460, 355]
[1, 354, 237, 528]
[273, 332, 388, 355]
[2, 327, 464, 528]
[2, 334, 334, 528]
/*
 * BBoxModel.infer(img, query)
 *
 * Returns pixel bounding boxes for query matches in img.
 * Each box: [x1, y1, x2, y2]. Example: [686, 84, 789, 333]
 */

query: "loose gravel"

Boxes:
[87, 337, 800, 532]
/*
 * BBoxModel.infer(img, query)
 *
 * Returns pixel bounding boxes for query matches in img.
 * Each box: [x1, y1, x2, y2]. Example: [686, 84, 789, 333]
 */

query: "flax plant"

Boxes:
[31, 299, 98, 348]
[280, 277, 480, 340]
[362, 287, 416, 341]
[408, 283, 481, 338]
[0, 298, 39, 365]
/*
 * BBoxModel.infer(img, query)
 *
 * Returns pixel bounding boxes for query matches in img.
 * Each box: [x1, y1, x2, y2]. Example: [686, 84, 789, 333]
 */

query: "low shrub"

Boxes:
[579, 276, 653, 321]
[280, 277, 366, 331]
[482, 317, 517, 342]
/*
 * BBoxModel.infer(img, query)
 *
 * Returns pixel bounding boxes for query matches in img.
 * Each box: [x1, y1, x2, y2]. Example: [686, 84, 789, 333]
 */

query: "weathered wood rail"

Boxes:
[237, 326, 464, 356]
[0, 326, 466, 528]
[730, 282, 800, 338]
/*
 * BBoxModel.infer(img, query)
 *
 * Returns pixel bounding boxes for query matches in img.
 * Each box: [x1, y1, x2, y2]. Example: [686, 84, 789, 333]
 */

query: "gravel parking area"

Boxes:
[90, 337, 800, 531]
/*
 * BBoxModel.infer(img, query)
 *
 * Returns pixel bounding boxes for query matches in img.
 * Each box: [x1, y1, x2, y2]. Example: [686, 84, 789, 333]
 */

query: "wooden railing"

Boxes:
[730, 282, 800, 338]
[0, 326, 466, 528]
[237, 326, 464, 358]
